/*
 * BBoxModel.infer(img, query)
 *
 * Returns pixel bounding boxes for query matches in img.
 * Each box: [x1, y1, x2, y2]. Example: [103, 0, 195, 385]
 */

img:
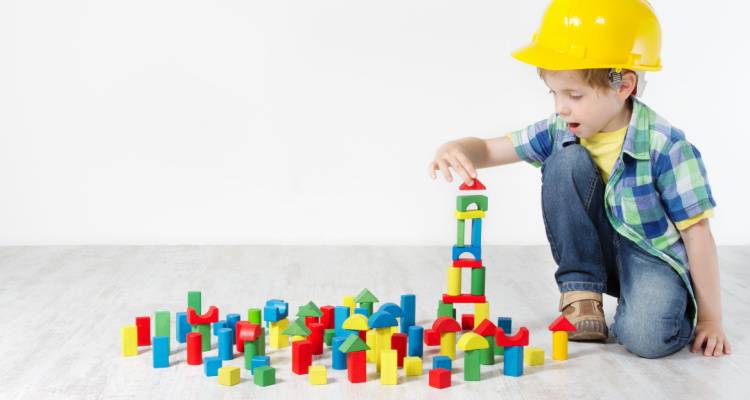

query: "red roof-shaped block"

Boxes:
[495, 326, 529, 347]
[459, 179, 486, 191]
[473, 319, 497, 336]
[432, 317, 461, 334]
[548, 315, 577, 332]
[187, 306, 219, 325]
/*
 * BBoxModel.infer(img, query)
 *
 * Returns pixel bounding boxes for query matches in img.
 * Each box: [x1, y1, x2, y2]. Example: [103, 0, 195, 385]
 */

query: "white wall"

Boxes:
[1, 1, 748, 245]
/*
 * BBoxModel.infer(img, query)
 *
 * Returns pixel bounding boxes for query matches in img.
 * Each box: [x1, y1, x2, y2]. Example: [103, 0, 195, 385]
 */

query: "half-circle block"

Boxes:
[368, 310, 398, 329]
[378, 302, 403, 318]
[432, 317, 461, 334]
[457, 332, 489, 351]
[342, 314, 369, 331]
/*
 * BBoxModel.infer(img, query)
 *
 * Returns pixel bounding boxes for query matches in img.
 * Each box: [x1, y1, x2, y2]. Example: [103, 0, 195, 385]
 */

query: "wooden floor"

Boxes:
[0, 246, 747, 399]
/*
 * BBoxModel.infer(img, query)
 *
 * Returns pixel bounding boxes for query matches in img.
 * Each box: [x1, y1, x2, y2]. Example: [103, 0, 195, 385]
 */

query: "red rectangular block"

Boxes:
[320, 306, 335, 329]
[461, 314, 475, 331]
[292, 340, 312, 375]
[347, 351, 367, 383]
[135, 316, 151, 346]
[391, 333, 407, 368]
[442, 294, 487, 304]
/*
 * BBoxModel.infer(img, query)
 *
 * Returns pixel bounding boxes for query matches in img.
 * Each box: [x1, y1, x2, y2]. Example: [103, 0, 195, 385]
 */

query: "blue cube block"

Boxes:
[251, 355, 270, 375]
[204, 356, 222, 377]
[152, 336, 169, 368]
[433, 355, 452, 371]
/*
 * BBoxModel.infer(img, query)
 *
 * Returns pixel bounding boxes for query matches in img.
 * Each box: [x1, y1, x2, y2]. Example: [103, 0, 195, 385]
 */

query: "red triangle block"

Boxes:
[548, 315, 577, 332]
[473, 319, 497, 336]
[459, 179, 486, 191]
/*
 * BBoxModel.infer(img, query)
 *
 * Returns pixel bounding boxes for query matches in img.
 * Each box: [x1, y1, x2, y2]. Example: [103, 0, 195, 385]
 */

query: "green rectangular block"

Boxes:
[244, 340, 258, 368]
[257, 327, 265, 356]
[188, 291, 201, 314]
[254, 366, 276, 386]
[437, 300, 455, 318]
[456, 219, 465, 247]
[480, 335, 495, 365]
[154, 310, 170, 352]
[464, 350, 481, 381]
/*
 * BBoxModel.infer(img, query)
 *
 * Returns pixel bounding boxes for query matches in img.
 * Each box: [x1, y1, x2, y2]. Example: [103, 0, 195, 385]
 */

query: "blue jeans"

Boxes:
[541, 144, 694, 358]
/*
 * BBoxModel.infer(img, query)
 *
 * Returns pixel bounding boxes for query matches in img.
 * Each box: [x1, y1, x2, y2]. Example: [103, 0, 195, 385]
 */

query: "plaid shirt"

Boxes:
[509, 97, 716, 325]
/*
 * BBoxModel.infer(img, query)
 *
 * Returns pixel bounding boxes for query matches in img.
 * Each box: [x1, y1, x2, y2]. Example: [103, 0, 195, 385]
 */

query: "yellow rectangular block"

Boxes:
[366, 329, 376, 363]
[447, 267, 461, 296]
[403, 357, 422, 376]
[455, 210, 486, 220]
[218, 366, 240, 386]
[270, 318, 289, 349]
[309, 365, 327, 385]
[343, 295, 356, 315]
[121, 325, 138, 357]
[380, 350, 398, 385]
[474, 302, 490, 328]
[525, 346, 545, 366]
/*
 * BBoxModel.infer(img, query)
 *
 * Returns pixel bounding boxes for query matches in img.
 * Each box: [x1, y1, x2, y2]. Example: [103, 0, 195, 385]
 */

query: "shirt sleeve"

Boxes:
[507, 117, 555, 168]
[654, 138, 717, 223]
[674, 209, 714, 231]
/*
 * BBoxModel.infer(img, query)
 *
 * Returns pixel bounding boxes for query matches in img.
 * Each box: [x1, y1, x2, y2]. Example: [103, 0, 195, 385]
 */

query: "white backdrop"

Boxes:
[1, 1, 748, 245]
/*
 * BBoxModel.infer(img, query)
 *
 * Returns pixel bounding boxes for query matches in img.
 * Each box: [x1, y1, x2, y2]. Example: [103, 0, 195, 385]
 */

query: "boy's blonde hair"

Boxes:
[537, 68, 640, 96]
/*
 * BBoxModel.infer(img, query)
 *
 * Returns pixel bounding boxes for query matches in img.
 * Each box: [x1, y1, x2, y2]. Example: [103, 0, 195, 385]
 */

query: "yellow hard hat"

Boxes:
[513, 0, 662, 71]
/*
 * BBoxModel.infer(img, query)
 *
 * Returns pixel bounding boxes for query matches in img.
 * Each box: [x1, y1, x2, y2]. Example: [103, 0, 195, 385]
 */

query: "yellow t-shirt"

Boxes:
[504, 128, 712, 231]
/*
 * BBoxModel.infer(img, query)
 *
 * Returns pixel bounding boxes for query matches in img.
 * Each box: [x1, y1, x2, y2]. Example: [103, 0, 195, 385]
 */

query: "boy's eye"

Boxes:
[570, 94, 582, 100]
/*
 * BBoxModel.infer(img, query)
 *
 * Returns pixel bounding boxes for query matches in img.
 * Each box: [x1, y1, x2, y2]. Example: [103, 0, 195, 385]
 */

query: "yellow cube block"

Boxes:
[525, 347, 545, 366]
[270, 318, 289, 349]
[121, 325, 138, 357]
[380, 350, 398, 385]
[403, 357, 423, 376]
[309, 365, 327, 385]
[218, 366, 241, 386]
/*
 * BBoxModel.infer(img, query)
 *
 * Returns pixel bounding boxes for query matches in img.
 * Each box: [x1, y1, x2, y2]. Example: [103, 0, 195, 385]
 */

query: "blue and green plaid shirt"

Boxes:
[509, 97, 716, 324]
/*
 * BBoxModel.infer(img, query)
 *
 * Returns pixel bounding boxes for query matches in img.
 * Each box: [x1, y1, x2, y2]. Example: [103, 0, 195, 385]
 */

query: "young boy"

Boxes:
[429, 0, 731, 358]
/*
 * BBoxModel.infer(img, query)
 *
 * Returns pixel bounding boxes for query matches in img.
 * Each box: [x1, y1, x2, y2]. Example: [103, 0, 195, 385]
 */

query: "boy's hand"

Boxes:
[428, 141, 478, 185]
[691, 320, 731, 357]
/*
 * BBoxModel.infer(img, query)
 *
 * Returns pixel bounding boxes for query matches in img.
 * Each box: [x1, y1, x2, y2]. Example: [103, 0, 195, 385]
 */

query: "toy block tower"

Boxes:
[441, 179, 488, 313]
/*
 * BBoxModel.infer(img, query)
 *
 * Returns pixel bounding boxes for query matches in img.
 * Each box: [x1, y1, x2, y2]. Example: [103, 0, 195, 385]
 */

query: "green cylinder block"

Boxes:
[471, 267, 486, 296]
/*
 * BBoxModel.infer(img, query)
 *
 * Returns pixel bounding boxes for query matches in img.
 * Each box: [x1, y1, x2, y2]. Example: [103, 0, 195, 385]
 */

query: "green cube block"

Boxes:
[437, 300, 455, 318]
[254, 366, 276, 387]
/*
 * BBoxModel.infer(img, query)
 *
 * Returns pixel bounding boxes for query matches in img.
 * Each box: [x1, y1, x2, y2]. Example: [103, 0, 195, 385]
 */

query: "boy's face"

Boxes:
[542, 70, 629, 139]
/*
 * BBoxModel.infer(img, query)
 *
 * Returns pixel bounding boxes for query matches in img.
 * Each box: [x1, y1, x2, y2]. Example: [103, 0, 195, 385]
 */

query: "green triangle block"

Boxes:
[338, 333, 370, 353]
[297, 301, 323, 318]
[354, 288, 379, 304]
[281, 318, 311, 337]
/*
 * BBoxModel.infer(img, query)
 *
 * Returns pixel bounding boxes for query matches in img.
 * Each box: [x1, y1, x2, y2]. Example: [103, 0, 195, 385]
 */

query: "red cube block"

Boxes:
[461, 314, 475, 331]
[429, 368, 451, 389]
[424, 328, 440, 346]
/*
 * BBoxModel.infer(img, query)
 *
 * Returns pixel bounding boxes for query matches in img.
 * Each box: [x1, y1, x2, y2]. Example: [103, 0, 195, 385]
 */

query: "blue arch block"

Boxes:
[452, 245, 481, 261]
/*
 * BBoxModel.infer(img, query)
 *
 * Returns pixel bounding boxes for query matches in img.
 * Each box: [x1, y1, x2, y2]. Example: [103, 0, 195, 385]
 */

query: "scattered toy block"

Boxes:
[332, 335, 348, 370]
[433, 355, 452, 371]
[399, 294, 416, 334]
[152, 336, 169, 368]
[320, 305, 335, 329]
[204, 356, 222, 377]
[429, 368, 451, 389]
[408, 325, 424, 357]
[187, 306, 219, 325]
[503, 345, 524, 377]
[309, 365, 327, 385]
[324, 328, 335, 346]
[251, 355, 270, 375]
[247, 308, 262, 324]
[154, 311, 170, 352]
[121, 325, 137, 357]
[447, 266, 461, 296]
[176, 312, 191, 344]
[218, 365, 240, 386]
[380, 349, 398, 385]
[549, 315, 576, 361]
[404, 356, 423, 376]
[135, 316, 151, 346]
[217, 328, 233, 361]
[291, 340, 313, 375]
[187, 291, 201, 314]
[459, 178, 486, 190]
[186, 332, 203, 365]
[433, 317, 461, 360]
[471, 267, 486, 296]
[254, 366, 276, 387]
[525, 347, 545, 366]
[354, 289, 379, 315]
[269, 318, 289, 349]
[474, 319, 498, 365]
[441, 294, 487, 304]
[461, 314, 475, 331]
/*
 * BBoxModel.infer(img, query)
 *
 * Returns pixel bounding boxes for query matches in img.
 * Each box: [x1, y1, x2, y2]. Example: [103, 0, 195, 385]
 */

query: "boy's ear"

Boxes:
[618, 71, 638, 99]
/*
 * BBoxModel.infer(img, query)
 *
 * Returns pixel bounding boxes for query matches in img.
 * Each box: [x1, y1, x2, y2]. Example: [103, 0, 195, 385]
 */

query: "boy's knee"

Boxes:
[612, 311, 691, 359]
[542, 145, 592, 182]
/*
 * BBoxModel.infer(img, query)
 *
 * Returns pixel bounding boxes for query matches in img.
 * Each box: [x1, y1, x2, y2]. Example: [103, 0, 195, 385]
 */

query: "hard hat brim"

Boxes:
[512, 43, 662, 72]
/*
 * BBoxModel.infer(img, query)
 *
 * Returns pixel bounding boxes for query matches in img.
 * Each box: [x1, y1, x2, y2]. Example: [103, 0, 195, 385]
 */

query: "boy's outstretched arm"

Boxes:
[429, 136, 521, 185]
[681, 219, 732, 357]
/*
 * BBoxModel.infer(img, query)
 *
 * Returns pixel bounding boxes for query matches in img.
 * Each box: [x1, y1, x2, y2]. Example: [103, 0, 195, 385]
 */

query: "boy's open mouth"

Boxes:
[569, 122, 580, 128]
